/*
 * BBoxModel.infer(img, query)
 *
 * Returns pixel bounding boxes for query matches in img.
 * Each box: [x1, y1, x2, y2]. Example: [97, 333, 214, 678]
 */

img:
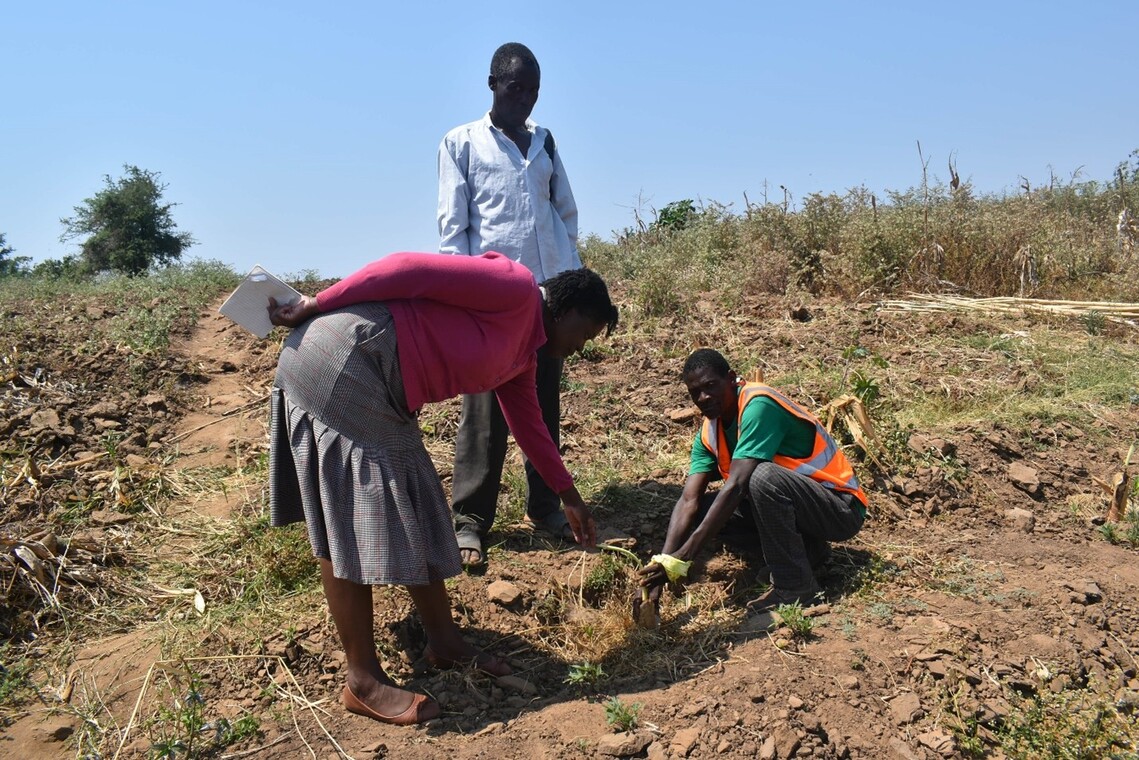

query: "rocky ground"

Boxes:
[2, 287, 1138, 759]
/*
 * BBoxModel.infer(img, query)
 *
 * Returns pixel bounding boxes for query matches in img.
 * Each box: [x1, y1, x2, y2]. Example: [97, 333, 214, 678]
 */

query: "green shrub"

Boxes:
[583, 153, 1139, 303]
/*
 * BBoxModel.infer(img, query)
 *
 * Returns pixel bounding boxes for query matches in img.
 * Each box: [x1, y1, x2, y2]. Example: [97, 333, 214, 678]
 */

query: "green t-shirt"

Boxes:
[689, 391, 816, 478]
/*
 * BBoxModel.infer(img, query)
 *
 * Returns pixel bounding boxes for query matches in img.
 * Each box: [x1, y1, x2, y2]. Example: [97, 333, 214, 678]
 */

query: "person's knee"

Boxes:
[748, 461, 786, 502]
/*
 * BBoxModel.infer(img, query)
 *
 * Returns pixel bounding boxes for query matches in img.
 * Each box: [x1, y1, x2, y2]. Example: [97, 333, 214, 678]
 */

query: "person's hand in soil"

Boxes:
[559, 486, 597, 547]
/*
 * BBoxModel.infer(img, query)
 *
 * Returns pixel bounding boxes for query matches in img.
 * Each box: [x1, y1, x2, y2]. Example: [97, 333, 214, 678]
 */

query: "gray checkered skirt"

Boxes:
[268, 302, 461, 586]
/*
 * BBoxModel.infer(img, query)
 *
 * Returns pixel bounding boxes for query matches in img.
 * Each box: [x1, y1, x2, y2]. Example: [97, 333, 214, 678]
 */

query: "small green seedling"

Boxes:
[603, 696, 642, 732]
[565, 662, 605, 688]
[775, 602, 814, 640]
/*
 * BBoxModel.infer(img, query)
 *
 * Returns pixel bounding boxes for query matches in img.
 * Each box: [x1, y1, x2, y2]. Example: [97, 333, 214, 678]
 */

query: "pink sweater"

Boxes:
[315, 252, 573, 493]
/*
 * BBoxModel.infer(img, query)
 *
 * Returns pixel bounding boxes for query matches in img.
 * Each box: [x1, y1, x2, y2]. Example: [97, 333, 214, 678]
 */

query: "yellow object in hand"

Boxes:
[650, 554, 692, 582]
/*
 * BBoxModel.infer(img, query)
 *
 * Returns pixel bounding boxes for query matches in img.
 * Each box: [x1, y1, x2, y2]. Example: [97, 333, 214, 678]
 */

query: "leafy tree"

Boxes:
[0, 233, 32, 277]
[59, 165, 196, 276]
[31, 255, 85, 281]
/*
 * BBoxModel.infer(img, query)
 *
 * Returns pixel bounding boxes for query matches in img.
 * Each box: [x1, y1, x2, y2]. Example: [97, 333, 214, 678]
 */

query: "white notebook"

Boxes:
[218, 265, 303, 339]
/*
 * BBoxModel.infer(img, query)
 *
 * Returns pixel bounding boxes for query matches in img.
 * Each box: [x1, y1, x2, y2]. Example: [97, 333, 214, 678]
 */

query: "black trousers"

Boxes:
[451, 344, 563, 535]
[697, 462, 864, 591]
[747, 462, 864, 593]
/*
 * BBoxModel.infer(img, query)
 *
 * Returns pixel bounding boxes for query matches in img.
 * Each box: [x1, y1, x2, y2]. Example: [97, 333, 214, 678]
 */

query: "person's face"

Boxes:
[684, 366, 737, 420]
[547, 309, 605, 359]
[489, 58, 540, 129]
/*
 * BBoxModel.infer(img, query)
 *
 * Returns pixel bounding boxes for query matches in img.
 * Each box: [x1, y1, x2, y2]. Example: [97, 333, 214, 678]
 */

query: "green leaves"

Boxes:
[603, 696, 642, 732]
[59, 165, 195, 276]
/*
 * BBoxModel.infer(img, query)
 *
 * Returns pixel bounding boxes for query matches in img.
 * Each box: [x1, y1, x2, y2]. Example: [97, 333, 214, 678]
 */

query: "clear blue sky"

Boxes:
[4, 1, 1137, 278]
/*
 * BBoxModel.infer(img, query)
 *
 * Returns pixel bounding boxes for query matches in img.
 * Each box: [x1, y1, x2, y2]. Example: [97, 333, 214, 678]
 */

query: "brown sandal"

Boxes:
[342, 685, 440, 726]
[423, 645, 512, 677]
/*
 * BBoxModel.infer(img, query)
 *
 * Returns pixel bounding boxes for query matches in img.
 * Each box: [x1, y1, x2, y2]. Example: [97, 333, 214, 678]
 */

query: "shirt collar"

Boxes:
[481, 111, 537, 134]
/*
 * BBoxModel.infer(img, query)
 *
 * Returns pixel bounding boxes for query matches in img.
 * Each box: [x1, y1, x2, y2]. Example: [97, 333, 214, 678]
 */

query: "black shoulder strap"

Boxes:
[543, 130, 558, 200]
[543, 130, 556, 163]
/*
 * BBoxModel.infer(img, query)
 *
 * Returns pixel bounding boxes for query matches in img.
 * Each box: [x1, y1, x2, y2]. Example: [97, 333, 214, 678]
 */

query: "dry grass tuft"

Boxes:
[527, 549, 745, 684]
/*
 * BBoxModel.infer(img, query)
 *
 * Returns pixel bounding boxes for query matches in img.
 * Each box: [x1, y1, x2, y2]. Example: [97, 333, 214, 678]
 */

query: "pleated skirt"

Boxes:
[268, 303, 461, 586]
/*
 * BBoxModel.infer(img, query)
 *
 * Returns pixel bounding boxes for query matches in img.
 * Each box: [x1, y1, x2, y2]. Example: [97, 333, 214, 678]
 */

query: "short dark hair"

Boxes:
[490, 42, 539, 80]
[544, 268, 619, 336]
[683, 348, 730, 379]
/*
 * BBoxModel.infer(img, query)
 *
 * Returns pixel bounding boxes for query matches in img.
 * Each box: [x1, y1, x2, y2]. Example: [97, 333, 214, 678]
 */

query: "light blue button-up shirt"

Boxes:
[437, 113, 580, 283]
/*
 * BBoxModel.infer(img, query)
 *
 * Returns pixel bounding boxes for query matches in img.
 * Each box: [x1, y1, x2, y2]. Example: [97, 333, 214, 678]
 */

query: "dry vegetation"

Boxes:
[2, 162, 1139, 758]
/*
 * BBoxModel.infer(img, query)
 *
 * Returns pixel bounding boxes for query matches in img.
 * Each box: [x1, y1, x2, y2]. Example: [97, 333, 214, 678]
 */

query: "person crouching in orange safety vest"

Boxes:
[639, 348, 868, 614]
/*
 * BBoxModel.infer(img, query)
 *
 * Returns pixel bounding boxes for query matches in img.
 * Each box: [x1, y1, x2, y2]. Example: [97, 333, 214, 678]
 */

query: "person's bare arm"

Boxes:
[638, 471, 711, 593]
[673, 458, 759, 562]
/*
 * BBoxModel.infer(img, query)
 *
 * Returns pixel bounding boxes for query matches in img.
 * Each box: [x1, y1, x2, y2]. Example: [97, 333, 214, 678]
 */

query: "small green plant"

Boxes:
[575, 341, 612, 362]
[846, 552, 902, 599]
[775, 602, 814, 640]
[1082, 310, 1106, 336]
[997, 684, 1133, 759]
[603, 696, 642, 732]
[0, 652, 32, 721]
[582, 543, 645, 604]
[868, 601, 893, 621]
[1126, 519, 1139, 547]
[560, 374, 587, 392]
[931, 556, 1004, 598]
[582, 553, 625, 600]
[942, 684, 988, 758]
[923, 448, 969, 483]
[534, 592, 565, 625]
[1099, 522, 1120, 544]
[147, 668, 260, 758]
[850, 371, 880, 404]
[219, 715, 260, 744]
[565, 662, 606, 689]
[102, 431, 125, 460]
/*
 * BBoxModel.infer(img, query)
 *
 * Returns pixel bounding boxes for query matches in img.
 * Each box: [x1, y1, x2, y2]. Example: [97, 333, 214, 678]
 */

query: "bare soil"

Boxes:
[3, 291, 1138, 759]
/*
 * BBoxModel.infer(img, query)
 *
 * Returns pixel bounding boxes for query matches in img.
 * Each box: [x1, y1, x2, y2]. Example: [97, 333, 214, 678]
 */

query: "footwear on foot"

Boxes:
[805, 540, 832, 573]
[342, 685, 439, 726]
[423, 644, 512, 677]
[455, 525, 485, 568]
[746, 585, 820, 614]
[753, 541, 832, 586]
[525, 510, 575, 542]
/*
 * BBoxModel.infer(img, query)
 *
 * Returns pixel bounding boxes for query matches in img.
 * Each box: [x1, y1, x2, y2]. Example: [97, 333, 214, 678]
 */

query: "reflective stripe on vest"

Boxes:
[699, 382, 869, 508]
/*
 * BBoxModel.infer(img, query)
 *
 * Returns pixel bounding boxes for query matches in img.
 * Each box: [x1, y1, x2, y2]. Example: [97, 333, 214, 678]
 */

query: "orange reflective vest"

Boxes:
[699, 382, 869, 509]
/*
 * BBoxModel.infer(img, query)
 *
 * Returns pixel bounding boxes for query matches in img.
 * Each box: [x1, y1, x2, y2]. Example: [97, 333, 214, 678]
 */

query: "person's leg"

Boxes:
[408, 580, 511, 676]
[522, 346, 565, 524]
[712, 492, 762, 543]
[451, 391, 510, 561]
[747, 463, 863, 603]
[320, 559, 424, 716]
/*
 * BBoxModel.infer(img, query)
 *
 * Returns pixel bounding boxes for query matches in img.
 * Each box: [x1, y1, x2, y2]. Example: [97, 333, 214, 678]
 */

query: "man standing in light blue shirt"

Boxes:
[438, 42, 582, 567]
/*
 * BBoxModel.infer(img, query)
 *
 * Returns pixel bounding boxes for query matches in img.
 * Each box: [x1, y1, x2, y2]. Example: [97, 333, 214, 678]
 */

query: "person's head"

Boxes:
[682, 349, 738, 420]
[488, 42, 540, 130]
[542, 268, 619, 358]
